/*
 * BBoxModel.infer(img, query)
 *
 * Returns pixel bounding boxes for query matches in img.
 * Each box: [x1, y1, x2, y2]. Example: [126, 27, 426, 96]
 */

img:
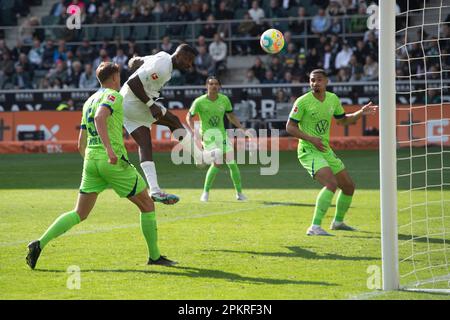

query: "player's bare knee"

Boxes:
[326, 180, 338, 192]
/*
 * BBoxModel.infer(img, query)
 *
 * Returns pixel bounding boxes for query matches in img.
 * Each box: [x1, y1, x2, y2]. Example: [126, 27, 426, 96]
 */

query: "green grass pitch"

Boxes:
[1, 150, 449, 300]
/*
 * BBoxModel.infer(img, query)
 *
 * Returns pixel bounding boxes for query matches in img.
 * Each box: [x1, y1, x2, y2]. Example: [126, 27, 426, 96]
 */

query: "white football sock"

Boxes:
[140, 161, 161, 194]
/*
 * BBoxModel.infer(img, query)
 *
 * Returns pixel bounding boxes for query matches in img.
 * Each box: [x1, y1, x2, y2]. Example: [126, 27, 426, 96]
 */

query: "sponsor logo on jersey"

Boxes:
[151, 73, 159, 80]
[315, 120, 329, 134]
[293, 106, 298, 113]
[107, 94, 116, 103]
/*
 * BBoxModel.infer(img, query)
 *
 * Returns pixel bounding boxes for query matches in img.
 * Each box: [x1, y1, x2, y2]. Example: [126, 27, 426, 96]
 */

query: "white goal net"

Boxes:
[394, 0, 450, 292]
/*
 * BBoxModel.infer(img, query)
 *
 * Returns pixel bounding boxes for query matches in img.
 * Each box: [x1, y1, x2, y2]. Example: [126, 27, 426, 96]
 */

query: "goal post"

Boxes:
[380, 0, 450, 293]
[379, 0, 400, 291]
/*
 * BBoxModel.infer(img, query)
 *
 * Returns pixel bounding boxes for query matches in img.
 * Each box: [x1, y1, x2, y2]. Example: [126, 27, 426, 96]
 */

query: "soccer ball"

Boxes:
[260, 29, 285, 54]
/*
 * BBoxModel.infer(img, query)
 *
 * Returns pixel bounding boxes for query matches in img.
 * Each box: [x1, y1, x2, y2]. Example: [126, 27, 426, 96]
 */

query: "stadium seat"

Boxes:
[82, 26, 97, 41]
[234, 8, 247, 20]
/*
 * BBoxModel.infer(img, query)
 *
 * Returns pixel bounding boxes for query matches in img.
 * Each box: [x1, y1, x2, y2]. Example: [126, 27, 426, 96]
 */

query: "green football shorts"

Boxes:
[298, 147, 346, 178]
[202, 135, 233, 154]
[80, 156, 147, 197]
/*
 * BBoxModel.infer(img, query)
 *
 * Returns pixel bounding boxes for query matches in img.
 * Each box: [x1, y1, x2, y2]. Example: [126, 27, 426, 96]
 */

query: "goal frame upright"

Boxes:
[379, 0, 400, 291]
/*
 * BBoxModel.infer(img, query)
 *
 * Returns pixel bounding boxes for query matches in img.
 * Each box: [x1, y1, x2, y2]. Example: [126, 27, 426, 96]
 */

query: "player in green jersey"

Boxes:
[186, 76, 248, 202]
[286, 69, 378, 236]
[26, 62, 176, 269]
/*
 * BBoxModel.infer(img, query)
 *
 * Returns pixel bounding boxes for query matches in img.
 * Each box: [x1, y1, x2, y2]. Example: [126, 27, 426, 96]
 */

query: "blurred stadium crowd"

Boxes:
[0, 0, 447, 90]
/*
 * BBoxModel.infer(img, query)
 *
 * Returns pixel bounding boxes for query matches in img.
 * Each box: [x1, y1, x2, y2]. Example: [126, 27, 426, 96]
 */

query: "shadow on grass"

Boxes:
[343, 234, 449, 245]
[204, 246, 378, 261]
[34, 265, 337, 287]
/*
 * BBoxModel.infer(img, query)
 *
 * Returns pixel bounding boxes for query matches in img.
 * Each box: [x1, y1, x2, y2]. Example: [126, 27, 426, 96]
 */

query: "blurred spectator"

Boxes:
[348, 54, 363, 81]
[0, 52, 15, 87]
[280, 71, 293, 84]
[335, 40, 353, 70]
[53, 40, 67, 63]
[48, 60, 69, 86]
[161, 2, 177, 22]
[86, 0, 99, 17]
[94, 5, 110, 24]
[321, 43, 334, 74]
[65, 50, 77, 75]
[282, 43, 297, 71]
[200, 2, 212, 20]
[251, 57, 266, 82]
[189, 0, 202, 20]
[236, 12, 257, 55]
[93, 49, 111, 70]
[152, 1, 164, 14]
[42, 39, 56, 69]
[312, 0, 330, 9]
[333, 67, 350, 82]
[68, 60, 83, 87]
[353, 39, 369, 65]
[329, 17, 342, 34]
[269, 56, 285, 81]
[11, 40, 29, 62]
[349, 4, 368, 33]
[326, 0, 346, 16]
[268, 0, 286, 31]
[243, 69, 260, 84]
[201, 14, 218, 38]
[134, 0, 154, 15]
[16, 53, 34, 79]
[280, 31, 295, 55]
[113, 48, 128, 70]
[78, 39, 95, 64]
[0, 40, 10, 57]
[79, 63, 98, 88]
[11, 65, 32, 89]
[292, 52, 308, 82]
[307, 47, 321, 70]
[98, 40, 117, 59]
[50, 0, 66, 17]
[289, 7, 309, 36]
[160, 36, 175, 54]
[28, 39, 43, 69]
[216, 1, 233, 37]
[261, 69, 277, 84]
[364, 30, 378, 58]
[195, 35, 207, 52]
[248, 0, 265, 29]
[170, 4, 191, 37]
[209, 33, 228, 74]
[362, 55, 378, 80]
[195, 45, 215, 83]
[311, 8, 331, 34]
[20, 16, 44, 45]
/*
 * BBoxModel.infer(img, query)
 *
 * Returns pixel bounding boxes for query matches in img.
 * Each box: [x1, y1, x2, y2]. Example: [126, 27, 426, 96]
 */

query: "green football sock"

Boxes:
[334, 191, 353, 222]
[227, 161, 242, 193]
[204, 165, 220, 192]
[140, 211, 160, 261]
[38, 210, 81, 249]
[312, 187, 335, 226]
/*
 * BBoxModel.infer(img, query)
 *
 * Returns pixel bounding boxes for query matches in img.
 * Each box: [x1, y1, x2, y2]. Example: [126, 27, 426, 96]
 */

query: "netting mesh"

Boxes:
[395, 0, 450, 291]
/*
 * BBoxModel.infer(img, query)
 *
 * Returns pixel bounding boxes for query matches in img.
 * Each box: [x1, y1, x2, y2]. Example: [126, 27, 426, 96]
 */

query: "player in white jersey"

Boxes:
[121, 44, 217, 205]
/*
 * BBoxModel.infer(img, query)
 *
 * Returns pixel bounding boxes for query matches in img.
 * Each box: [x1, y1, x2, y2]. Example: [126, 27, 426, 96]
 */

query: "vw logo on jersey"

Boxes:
[315, 120, 329, 134]
[208, 116, 220, 127]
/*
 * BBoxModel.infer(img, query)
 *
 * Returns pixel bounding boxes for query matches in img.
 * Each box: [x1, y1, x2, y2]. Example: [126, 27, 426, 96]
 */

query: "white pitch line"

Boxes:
[0, 203, 285, 248]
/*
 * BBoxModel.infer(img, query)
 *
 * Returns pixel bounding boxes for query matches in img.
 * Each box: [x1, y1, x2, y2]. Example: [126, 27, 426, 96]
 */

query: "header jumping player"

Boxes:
[286, 69, 378, 236]
[121, 44, 219, 205]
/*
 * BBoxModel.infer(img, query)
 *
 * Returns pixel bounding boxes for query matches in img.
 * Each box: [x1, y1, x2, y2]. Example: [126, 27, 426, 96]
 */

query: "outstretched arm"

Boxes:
[336, 101, 378, 126]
